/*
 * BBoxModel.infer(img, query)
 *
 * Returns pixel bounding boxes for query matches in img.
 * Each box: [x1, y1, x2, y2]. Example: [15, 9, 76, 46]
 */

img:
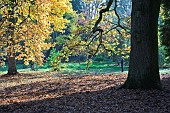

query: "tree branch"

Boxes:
[92, 0, 114, 33]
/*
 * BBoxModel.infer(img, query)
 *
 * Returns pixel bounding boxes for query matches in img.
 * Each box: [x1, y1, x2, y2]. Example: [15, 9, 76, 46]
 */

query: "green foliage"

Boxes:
[93, 54, 111, 62]
[159, 46, 167, 67]
[160, 1, 170, 62]
[72, 0, 85, 13]
[47, 48, 61, 70]
[48, 0, 131, 71]
[56, 35, 68, 45]
[63, 12, 77, 34]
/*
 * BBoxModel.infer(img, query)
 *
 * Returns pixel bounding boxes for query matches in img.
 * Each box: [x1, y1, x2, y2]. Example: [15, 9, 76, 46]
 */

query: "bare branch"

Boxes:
[93, 0, 114, 33]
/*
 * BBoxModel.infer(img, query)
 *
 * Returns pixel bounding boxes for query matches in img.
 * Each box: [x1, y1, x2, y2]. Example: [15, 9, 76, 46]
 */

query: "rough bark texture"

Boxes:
[122, 0, 162, 89]
[7, 57, 18, 75]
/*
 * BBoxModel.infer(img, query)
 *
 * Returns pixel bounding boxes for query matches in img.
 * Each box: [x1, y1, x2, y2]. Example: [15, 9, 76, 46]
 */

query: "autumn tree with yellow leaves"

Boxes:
[50, 0, 131, 70]
[0, 0, 73, 74]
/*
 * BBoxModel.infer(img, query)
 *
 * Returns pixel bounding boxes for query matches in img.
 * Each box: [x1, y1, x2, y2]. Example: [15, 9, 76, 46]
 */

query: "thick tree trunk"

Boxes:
[121, 0, 162, 89]
[7, 57, 18, 75]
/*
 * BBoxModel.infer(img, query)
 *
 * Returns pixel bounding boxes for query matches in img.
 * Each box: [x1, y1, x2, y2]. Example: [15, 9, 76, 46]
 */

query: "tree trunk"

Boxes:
[121, 0, 162, 89]
[7, 57, 18, 75]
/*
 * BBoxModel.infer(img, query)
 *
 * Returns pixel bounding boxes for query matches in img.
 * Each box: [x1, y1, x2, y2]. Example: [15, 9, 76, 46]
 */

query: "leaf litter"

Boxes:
[0, 72, 170, 113]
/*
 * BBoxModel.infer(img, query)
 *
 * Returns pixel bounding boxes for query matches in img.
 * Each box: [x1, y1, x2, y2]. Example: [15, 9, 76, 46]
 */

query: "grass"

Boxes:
[1, 61, 170, 75]
[60, 61, 128, 75]
[0, 64, 51, 75]
[0, 61, 127, 75]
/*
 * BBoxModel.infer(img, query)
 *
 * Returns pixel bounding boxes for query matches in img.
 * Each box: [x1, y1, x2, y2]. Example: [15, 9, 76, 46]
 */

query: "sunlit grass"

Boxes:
[59, 62, 128, 75]
[0, 61, 170, 76]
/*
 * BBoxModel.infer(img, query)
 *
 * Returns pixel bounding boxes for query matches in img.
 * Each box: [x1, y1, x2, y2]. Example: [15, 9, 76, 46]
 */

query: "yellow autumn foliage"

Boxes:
[0, 0, 74, 65]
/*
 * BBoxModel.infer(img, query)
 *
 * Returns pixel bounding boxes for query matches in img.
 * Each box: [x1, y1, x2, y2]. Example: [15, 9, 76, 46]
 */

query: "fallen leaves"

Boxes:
[0, 73, 170, 113]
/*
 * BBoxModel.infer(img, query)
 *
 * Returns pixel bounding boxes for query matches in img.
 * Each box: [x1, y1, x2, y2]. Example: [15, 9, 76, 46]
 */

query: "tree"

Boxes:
[72, 0, 85, 13]
[160, 0, 170, 62]
[121, 0, 162, 89]
[50, 0, 131, 70]
[89, 0, 162, 89]
[0, 0, 73, 74]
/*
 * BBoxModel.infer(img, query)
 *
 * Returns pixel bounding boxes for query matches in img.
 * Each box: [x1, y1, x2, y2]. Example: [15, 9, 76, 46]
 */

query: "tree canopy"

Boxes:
[0, 0, 74, 67]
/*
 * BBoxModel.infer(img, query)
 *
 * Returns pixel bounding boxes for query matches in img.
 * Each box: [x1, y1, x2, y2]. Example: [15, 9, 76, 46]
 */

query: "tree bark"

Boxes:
[7, 57, 18, 75]
[121, 0, 162, 89]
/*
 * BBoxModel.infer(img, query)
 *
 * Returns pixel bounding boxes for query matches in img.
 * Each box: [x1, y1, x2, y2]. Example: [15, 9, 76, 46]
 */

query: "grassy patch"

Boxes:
[0, 62, 127, 75]
[1, 61, 170, 75]
[60, 62, 128, 75]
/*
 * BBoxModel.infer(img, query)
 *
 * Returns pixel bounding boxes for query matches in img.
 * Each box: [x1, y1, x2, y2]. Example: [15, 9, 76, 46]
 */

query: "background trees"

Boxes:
[160, 0, 170, 63]
[49, 0, 131, 71]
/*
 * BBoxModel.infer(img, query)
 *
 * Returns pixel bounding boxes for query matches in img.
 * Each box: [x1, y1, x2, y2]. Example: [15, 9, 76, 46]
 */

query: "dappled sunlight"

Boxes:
[0, 73, 55, 90]
[0, 73, 127, 106]
[0, 73, 170, 113]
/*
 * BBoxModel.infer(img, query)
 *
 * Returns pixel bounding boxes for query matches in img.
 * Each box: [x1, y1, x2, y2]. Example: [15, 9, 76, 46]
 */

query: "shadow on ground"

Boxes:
[0, 74, 170, 113]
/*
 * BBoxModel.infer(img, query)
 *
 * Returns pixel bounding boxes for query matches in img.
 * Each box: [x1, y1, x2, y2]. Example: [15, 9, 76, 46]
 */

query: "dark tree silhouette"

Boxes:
[93, 0, 162, 89]
[121, 0, 162, 89]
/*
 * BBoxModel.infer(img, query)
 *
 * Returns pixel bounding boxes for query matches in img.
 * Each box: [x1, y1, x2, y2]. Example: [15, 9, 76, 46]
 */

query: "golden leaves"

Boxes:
[0, 0, 73, 65]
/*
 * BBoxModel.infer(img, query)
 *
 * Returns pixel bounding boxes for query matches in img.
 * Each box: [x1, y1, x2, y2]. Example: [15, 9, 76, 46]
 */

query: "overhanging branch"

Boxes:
[92, 0, 114, 33]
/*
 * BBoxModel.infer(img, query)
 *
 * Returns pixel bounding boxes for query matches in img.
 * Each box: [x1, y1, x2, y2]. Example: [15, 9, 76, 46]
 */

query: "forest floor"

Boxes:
[0, 72, 170, 113]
